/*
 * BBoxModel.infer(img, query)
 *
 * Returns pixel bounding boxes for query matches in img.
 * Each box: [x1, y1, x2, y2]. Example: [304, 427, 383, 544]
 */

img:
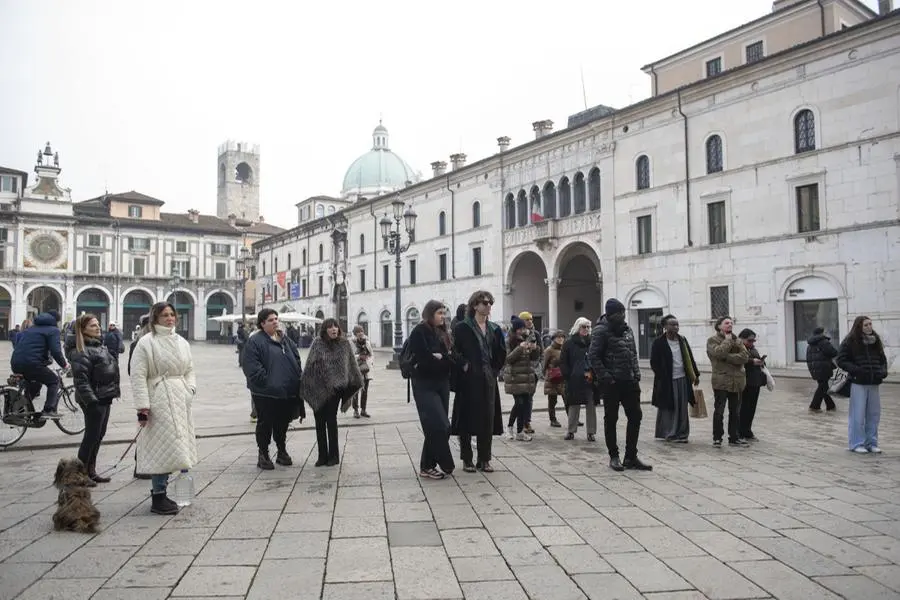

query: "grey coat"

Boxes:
[301, 337, 364, 413]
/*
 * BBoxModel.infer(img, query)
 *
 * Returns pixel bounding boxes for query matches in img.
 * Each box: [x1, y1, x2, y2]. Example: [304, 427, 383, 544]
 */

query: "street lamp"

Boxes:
[381, 197, 417, 367]
[236, 245, 251, 320]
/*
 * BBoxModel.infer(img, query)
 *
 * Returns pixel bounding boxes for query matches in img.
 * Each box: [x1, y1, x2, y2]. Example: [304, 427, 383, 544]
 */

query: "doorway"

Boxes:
[636, 308, 663, 359]
[793, 299, 839, 362]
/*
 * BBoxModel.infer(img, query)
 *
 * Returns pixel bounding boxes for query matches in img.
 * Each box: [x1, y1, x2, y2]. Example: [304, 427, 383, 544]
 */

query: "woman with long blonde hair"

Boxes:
[66, 313, 120, 482]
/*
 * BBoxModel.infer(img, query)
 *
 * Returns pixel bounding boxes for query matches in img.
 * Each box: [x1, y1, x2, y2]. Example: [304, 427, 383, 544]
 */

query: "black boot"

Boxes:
[275, 449, 292, 466]
[609, 457, 624, 472]
[623, 457, 653, 471]
[258, 450, 275, 470]
[151, 493, 179, 515]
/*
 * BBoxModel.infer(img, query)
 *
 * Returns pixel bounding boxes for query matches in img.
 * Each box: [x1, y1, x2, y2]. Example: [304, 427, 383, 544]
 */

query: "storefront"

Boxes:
[785, 276, 841, 362]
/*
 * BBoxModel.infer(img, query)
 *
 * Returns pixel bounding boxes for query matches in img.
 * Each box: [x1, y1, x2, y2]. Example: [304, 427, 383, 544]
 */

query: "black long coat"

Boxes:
[650, 334, 699, 410]
[450, 319, 506, 436]
[560, 334, 592, 407]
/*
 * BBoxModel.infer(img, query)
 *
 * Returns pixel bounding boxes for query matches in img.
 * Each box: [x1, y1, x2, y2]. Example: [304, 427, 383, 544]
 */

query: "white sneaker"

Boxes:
[852, 446, 870, 454]
[515, 432, 533, 442]
[869, 446, 882, 454]
[507, 426, 515, 440]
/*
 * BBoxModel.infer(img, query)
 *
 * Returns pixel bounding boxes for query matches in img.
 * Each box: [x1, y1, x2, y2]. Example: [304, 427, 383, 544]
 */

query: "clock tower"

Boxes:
[216, 141, 260, 221]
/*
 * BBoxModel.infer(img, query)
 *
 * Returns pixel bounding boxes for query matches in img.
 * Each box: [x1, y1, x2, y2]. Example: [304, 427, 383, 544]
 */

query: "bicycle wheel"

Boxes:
[55, 386, 85, 435]
[0, 391, 28, 448]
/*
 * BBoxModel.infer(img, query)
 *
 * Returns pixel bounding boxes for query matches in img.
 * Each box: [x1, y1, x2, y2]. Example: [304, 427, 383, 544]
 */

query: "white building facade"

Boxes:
[253, 5, 900, 372]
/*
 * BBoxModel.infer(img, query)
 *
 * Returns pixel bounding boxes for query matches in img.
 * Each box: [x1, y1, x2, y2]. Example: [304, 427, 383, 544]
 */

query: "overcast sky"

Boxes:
[0, 0, 877, 227]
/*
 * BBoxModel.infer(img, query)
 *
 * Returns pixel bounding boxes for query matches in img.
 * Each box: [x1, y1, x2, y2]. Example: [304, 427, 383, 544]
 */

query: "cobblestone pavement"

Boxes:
[1, 343, 900, 599]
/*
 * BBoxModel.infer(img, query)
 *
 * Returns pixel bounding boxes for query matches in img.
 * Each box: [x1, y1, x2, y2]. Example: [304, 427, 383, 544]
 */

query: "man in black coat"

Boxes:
[588, 299, 651, 472]
[807, 327, 838, 411]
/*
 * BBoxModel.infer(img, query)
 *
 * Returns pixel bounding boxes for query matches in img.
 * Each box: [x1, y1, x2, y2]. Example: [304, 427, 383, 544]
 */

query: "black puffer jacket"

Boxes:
[241, 330, 303, 400]
[66, 335, 120, 405]
[836, 335, 888, 386]
[744, 347, 767, 389]
[806, 334, 838, 381]
[587, 315, 640, 384]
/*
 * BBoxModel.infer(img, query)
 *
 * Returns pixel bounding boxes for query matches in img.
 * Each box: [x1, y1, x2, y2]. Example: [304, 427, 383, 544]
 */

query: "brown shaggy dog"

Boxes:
[52, 458, 101, 534]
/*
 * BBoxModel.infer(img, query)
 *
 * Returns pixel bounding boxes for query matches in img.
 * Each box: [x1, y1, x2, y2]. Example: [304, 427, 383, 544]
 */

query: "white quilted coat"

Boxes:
[130, 325, 198, 474]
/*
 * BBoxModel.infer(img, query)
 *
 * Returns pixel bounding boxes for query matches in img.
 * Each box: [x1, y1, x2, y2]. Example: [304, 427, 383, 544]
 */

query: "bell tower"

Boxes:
[216, 141, 260, 221]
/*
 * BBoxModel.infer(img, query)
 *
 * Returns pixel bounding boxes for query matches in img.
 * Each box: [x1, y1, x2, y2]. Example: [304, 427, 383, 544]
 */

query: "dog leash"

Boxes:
[96, 427, 142, 477]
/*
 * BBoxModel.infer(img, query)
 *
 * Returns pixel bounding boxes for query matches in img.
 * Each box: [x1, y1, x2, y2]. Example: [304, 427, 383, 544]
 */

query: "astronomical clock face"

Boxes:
[23, 229, 68, 270]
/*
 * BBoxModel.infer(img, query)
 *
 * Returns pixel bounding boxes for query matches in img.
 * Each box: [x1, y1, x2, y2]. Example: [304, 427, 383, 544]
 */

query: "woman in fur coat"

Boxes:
[130, 302, 198, 515]
[542, 331, 566, 428]
[301, 318, 364, 466]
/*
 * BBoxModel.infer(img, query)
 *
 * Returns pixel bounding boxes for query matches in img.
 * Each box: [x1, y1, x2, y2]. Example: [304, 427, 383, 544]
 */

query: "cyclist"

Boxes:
[9, 310, 69, 420]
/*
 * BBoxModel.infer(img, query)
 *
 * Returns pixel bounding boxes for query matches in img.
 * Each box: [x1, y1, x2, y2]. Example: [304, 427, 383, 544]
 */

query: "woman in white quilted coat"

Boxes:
[130, 302, 198, 515]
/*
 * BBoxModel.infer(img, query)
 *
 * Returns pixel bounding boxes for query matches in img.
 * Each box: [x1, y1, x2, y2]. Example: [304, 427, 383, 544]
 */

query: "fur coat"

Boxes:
[130, 325, 198, 475]
[542, 341, 565, 396]
[301, 336, 364, 413]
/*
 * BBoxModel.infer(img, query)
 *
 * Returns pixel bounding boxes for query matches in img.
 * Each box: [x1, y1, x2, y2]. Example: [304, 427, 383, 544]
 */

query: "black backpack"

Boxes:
[399, 338, 416, 379]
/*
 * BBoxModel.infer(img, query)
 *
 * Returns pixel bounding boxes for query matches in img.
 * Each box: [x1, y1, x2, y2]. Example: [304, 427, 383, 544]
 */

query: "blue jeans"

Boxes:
[848, 383, 881, 450]
[151, 474, 169, 495]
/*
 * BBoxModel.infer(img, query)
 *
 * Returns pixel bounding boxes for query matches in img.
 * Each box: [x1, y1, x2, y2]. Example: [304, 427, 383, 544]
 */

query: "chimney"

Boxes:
[187, 209, 200, 224]
[532, 120, 554, 139]
[431, 161, 447, 177]
[227, 213, 237, 227]
[879, 0, 893, 14]
[497, 136, 510, 152]
[449, 153, 467, 171]
[258, 215, 265, 223]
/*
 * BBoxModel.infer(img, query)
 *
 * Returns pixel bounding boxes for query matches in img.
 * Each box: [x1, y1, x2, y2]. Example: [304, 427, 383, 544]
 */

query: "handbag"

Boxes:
[689, 387, 708, 418]
[548, 366, 563, 383]
[828, 367, 850, 396]
[762, 367, 775, 392]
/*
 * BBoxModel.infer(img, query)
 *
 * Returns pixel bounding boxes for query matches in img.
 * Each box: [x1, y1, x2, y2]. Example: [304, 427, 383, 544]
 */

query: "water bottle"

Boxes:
[172, 469, 194, 507]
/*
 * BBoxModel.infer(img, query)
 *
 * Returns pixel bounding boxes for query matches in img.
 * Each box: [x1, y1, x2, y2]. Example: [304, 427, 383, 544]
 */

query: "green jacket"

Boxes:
[706, 333, 749, 393]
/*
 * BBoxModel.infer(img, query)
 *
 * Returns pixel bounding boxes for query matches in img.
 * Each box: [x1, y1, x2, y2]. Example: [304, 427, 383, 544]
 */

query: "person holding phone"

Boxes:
[738, 329, 766, 441]
[706, 317, 749, 447]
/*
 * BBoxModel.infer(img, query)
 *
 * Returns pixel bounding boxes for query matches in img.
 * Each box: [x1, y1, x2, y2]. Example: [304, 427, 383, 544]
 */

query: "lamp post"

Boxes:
[380, 197, 417, 367]
[236, 245, 251, 321]
[168, 271, 182, 334]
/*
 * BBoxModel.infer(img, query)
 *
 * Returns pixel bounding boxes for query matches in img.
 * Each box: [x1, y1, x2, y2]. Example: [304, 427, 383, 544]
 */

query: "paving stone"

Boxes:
[781, 528, 891, 567]
[598, 506, 664, 528]
[855, 566, 900, 593]
[567, 517, 643, 554]
[234, 492, 290, 511]
[606, 551, 693, 593]
[276, 511, 333, 532]
[325, 537, 392, 582]
[385, 501, 433, 522]
[172, 565, 256, 596]
[441, 528, 499, 557]
[451, 556, 516, 581]
[548, 544, 614, 574]
[387, 521, 442, 547]
[432, 504, 482, 530]
[214, 509, 281, 539]
[846, 535, 900, 563]
[247, 558, 325, 599]
[322, 582, 396, 600]
[479, 512, 531, 537]
[531, 525, 584, 546]
[137, 527, 214, 556]
[496, 536, 554, 566]
[461, 580, 529, 600]
[736, 508, 808, 530]
[684, 531, 770, 562]
[91, 588, 171, 600]
[265, 531, 329, 558]
[746, 536, 854, 577]
[0, 562, 53, 599]
[334, 498, 385, 518]
[392, 546, 462, 599]
[625, 526, 706, 558]
[703, 513, 779, 538]
[814, 574, 900, 599]
[89, 515, 167, 546]
[5, 532, 90, 562]
[731, 559, 841, 599]
[807, 499, 893, 523]
[514, 564, 588, 600]
[573, 573, 642, 600]
[647, 510, 718, 532]
[195, 538, 268, 565]
[338, 485, 383, 499]
[15, 577, 105, 600]
[642, 593, 710, 600]
[45, 545, 135, 578]
[332, 516, 386, 537]
[664, 556, 767, 600]
[165, 497, 238, 529]
[514, 505, 567, 527]
[106, 554, 194, 588]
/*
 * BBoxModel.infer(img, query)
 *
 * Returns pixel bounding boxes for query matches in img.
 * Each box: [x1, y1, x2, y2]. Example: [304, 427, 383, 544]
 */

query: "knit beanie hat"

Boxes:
[605, 298, 626, 316]
[510, 316, 527, 331]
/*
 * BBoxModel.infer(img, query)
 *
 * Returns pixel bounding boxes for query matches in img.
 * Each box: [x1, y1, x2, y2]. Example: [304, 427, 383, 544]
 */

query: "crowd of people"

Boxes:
[5, 293, 889, 513]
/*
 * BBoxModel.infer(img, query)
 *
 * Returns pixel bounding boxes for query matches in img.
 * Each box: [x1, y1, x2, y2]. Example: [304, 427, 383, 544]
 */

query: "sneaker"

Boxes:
[853, 446, 870, 454]
[729, 439, 749, 447]
[275, 449, 293, 466]
[507, 426, 515, 440]
[869, 446, 883, 454]
[587, 434, 596, 442]
[713, 440, 722, 448]
[420, 468, 445, 480]
[564, 433, 575, 440]
[360, 412, 371, 418]
[40, 411, 62, 420]
[550, 419, 562, 428]
[515, 432, 533, 442]
[353, 409, 360, 419]
[524, 424, 534, 434]
[463, 462, 477, 473]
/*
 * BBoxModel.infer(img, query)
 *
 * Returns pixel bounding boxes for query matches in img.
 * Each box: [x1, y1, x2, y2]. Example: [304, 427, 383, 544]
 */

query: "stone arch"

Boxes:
[166, 288, 199, 305]
[505, 250, 549, 331]
[0, 283, 11, 336]
[122, 287, 155, 335]
[24, 284, 64, 317]
[379, 308, 393, 347]
[205, 291, 236, 340]
[552, 241, 603, 331]
[75, 286, 112, 329]
[405, 305, 420, 338]
[166, 288, 198, 339]
[624, 284, 669, 358]
[75, 284, 113, 304]
[121, 285, 157, 304]
[204, 288, 238, 306]
[356, 310, 369, 336]
[777, 270, 846, 301]
[779, 271, 845, 363]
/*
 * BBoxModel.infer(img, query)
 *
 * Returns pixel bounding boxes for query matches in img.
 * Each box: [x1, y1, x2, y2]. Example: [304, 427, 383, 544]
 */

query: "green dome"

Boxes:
[341, 122, 418, 198]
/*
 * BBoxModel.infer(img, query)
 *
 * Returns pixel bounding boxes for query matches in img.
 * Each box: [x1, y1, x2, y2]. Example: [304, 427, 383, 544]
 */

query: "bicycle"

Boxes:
[0, 368, 85, 448]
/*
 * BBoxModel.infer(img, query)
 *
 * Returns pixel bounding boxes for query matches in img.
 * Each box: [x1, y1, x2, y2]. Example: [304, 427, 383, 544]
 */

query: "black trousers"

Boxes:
[78, 402, 111, 475]
[315, 395, 340, 461]
[739, 386, 761, 438]
[713, 389, 742, 442]
[19, 365, 59, 412]
[412, 378, 454, 473]
[810, 379, 836, 410]
[548, 394, 559, 421]
[253, 395, 291, 453]
[603, 381, 643, 460]
[352, 379, 370, 412]
[459, 371, 496, 466]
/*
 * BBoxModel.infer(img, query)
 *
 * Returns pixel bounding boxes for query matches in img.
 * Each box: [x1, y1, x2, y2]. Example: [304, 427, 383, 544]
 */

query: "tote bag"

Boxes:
[689, 387, 708, 418]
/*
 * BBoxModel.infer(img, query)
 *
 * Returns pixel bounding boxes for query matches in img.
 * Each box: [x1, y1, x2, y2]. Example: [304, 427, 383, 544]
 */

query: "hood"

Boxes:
[807, 333, 829, 345]
[33, 313, 58, 327]
[455, 305, 466, 320]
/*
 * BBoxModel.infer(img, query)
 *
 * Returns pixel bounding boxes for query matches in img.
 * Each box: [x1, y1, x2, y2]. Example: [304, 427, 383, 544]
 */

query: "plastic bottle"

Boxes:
[172, 469, 194, 507]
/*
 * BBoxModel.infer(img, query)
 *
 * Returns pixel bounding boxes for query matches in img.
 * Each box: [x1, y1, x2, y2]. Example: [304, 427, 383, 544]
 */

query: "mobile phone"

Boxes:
[137, 412, 148, 422]
[761, 355, 767, 361]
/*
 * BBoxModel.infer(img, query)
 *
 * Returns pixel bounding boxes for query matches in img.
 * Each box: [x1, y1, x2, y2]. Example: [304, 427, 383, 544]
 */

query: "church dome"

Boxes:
[341, 122, 419, 199]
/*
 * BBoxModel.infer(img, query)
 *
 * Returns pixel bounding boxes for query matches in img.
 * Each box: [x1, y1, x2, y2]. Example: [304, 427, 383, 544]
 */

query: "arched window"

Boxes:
[504, 194, 516, 229]
[301, 248, 307, 266]
[357, 312, 369, 336]
[472, 201, 481, 228]
[706, 135, 724, 174]
[588, 168, 601, 211]
[542, 182, 557, 219]
[405, 307, 420, 337]
[529, 186, 541, 223]
[573, 172, 586, 214]
[636, 155, 650, 190]
[380, 310, 393, 347]
[438, 211, 447, 236]
[315, 204, 324, 218]
[318, 243, 324, 262]
[327, 205, 335, 215]
[516, 190, 528, 227]
[794, 109, 816, 154]
[359, 233, 365, 254]
[558, 177, 571, 218]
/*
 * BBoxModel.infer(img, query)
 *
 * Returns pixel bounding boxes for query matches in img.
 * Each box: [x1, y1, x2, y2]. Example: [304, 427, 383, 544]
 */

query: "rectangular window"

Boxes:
[128, 205, 143, 218]
[472, 247, 482, 276]
[796, 184, 820, 233]
[215, 262, 227, 279]
[382, 264, 389, 288]
[87, 234, 101, 247]
[439, 253, 448, 281]
[171, 259, 190, 278]
[707, 201, 727, 245]
[175, 241, 187, 253]
[745, 41, 764, 64]
[637, 215, 653, 255]
[706, 57, 722, 77]
[0, 247, 4, 270]
[0, 175, 18, 193]
[0, 228, 7, 243]
[710, 286, 730, 319]
[128, 237, 150, 251]
[132, 257, 146, 276]
[409, 259, 417, 285]
[318, 275, 323, 296]
[87, 254, 101, 274]
[359, 269, 366, 292]
[211, 243, 230, 256]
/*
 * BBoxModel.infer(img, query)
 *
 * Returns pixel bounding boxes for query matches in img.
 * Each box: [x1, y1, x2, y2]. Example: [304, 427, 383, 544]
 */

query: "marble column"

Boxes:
[546, 277, 560, 330]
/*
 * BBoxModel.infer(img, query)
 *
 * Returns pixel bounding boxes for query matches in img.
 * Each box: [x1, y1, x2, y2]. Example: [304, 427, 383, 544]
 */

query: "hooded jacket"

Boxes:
[10, 313, 66, 370]
[806, 333, 838, 381]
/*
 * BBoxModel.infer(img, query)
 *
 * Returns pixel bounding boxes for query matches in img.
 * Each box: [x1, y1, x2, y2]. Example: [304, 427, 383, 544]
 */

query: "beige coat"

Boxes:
[706, 333, 749, 393]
